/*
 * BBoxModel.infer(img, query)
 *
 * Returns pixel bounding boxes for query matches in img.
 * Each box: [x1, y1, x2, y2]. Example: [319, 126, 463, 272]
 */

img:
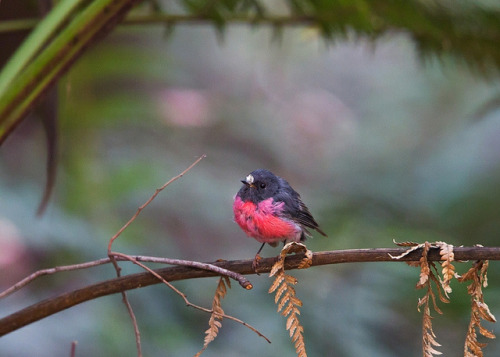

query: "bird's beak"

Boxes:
[241, 174, 255, 188]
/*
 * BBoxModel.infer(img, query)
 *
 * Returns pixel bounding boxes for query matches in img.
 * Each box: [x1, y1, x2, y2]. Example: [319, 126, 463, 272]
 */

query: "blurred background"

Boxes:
[1, 1, 500, 356]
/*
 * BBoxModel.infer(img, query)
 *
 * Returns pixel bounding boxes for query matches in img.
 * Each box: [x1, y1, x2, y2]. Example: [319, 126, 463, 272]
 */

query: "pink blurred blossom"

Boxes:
[156, 88, 213, 127]
[0, 218, 30, 287]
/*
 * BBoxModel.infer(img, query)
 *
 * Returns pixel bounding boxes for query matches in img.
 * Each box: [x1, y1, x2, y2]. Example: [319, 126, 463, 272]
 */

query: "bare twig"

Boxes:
[105, 154, 206, 357]
[122, 290, 142, 357]
[136, 257, 252, 289]
[0, 258, 111, 299]
[0, 255, 251, 300]
[111, 252, 196, 306]
[112, 251, 270, 343]
[1, 246, 500, 337]
[107, 154, 206, 253]
[221, 311, 272, 344]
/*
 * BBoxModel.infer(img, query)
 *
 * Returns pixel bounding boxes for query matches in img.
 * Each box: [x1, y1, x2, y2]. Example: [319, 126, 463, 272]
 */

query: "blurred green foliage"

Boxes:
[1, 1, 500, 356]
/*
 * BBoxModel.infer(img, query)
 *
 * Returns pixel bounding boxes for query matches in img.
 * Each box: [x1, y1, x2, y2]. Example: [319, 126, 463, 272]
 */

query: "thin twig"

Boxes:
[111, 252, 194, 306]
[112, 266, 141, 356]
[0, 258, 111, 299]
[0, 255, 251, 300]
[112, 251, 270, 343]
[131, 256, 252, 289]
[220, 311, 272, 344]
[106, 155, 205, 357]
[121, 290, 142, 357]
[107, 154, 206, 253]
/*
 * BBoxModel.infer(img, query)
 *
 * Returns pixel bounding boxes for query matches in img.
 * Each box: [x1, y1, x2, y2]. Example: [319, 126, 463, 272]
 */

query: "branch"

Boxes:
[1, 246, 499, 337]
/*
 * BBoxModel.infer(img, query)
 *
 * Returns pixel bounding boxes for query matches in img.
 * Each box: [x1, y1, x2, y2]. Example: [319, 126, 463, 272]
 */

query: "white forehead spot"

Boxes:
[246, 174, 254, 184]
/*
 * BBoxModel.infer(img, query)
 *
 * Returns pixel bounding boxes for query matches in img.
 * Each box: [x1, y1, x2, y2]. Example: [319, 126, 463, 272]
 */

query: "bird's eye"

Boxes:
[260, 182, 266, 189]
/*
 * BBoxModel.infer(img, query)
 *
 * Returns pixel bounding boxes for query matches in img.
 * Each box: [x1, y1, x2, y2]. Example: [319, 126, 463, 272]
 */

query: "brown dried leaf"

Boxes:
[284, 242, 308, 254]
[438, 242, 455, 295]
[417, 246, 431, 287]
[428, 272, 449, 305]
[425, 346, 443, 356]
[290, 323, 304, 340]
[195, 277, 231, 356]
[280, 242, 299, 259]
[478, 325, 496, 339]
[285, 274, 298, 285]
[269, 248, 307, 357]
[280, 244, 292, 258]
[393, 239, 419, 246]
[224, 276, 231, 289]
[458, 265, 477, 282]
[281, 302, 294, 316]
[277, 293, 291, 313]
[286, 315, 297, 331]
[428, 288, 444, 315]
[416, 242, 445, 357]
[406, 261, 421, 267]
[462, 260, 496, 356]
[269, 259, 284, 277]
[290, 296, 303, 308]
[418, 295, 429, 311]
[480, 260, 489, 288]
[390, 242, 425, 260]
[477, 301, 496, 323]
[422, 304, 443, 356]
[427, 332, 441, 346]
[269, 272, 285, 293]
[298, 248, 313, 269]
[274, 281, 288, 304]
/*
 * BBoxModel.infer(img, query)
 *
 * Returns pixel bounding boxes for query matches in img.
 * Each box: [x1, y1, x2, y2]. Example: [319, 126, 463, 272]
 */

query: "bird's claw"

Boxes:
[252, 254, 262, 274]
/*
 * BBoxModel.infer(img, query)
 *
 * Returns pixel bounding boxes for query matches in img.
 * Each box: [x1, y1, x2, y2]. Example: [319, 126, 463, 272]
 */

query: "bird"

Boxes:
[233, 169, 327, 270]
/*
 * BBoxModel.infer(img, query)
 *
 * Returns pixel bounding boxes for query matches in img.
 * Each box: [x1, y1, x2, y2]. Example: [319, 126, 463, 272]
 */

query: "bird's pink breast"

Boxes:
[233, 196, 301, 244]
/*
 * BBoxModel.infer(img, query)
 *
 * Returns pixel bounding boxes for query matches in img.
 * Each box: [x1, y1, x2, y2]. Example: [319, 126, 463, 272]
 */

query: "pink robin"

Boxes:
[233, 169, 327, 270]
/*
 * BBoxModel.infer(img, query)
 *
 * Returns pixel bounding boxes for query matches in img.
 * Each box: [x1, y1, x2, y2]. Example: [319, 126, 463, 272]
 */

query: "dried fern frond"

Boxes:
[458, 260, 496, 356]
[427, 264, 448, 310]
[281, 241, 309, 255]
[480, 259, 489, 289]
[406, 260, 422, 267]
[417, 242, 431, 288]
[398, 241, 496, 356]
[390, 241, 425, 260]
[414, 242, 446, 356]
[393, 239, 420, 247]
[422, 303, 443, 356]
[420, 285, 443, 356]
[436, 242, 455, 296]
[269, 243, 309, 357]
[298, 248, 313, 269]
[194, 276, 231, 357]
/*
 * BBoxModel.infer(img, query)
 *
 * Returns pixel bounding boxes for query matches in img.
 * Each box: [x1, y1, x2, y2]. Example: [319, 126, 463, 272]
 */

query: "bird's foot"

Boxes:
[252, 254, 262, 274]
